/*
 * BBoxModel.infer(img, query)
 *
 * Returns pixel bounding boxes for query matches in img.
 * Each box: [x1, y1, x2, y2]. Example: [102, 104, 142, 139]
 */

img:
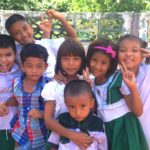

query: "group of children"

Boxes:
[0, 9, 150, 150]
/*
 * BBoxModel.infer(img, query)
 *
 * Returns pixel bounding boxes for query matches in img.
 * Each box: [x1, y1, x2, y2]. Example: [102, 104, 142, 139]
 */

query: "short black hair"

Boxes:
[117, 34, 147, 48]
[86, 38, 118, 78]
[20, 43, 48, 64]
[5, 14, 27, 33]
[0, 34, 16, 53]
[55, 38, 86, 75]
[64, 80, 92, 99]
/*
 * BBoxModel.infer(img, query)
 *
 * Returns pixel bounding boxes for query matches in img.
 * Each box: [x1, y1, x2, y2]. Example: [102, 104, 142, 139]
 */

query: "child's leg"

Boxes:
[0, 130, 15, 150]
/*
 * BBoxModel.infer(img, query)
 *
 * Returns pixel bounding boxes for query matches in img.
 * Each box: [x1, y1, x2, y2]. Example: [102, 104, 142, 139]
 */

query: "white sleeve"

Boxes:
[120, 80, 130, 96]
[96, 132, 108, 150]
[48, 131, 60, 145]
[41, 81, 56, 101]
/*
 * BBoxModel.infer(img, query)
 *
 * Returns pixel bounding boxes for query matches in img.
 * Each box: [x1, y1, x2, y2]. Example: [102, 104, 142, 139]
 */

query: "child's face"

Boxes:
[61, 55, 81, 76]
[9, 21, 34, 45]
[0, 47, 15, 73]
[65, 93, 94, 122]
[22, 57, 48, 82]
[118, 39, 143, 75]
[90, 52, 111, 81]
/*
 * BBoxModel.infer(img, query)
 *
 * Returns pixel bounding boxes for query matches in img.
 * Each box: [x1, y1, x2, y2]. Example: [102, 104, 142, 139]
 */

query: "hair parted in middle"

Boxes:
[55, 38, 86, 75]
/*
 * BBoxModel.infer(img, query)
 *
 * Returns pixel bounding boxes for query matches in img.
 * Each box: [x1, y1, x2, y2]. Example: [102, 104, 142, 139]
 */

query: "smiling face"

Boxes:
[118, 39, 143, 75]
[90, 52, 111, 83]
[22, 57, 47, 82]
[61, 55, 81, 77]
[65, 92, 94, 122]
[0, 47, 15, 73]
[9, 20, 34, 45]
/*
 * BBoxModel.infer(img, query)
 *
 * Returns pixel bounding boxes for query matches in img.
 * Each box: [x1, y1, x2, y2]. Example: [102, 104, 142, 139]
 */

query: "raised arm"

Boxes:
[46, 10, 77, 38]
[120, 62, 143, 116]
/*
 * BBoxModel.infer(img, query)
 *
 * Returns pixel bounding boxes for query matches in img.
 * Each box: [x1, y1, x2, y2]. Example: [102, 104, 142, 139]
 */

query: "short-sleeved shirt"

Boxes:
[41, 80, 68, 119]
[93, 72, 130, 122]
[48, 112, 108, 150]
[136, 64, 150, 148]
[0, 64, 21, 129]
[11, 75, 50, 148]
[16, 38, 64, 78]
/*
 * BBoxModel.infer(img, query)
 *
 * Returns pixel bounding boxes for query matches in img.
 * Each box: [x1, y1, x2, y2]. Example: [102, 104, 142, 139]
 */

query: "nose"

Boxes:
[76, 107, 81, 116]
[0, 56, 6, 63]
[68, 58, 74, 65]
[125, 50, 132, 56]
[32, 66, 37, 73]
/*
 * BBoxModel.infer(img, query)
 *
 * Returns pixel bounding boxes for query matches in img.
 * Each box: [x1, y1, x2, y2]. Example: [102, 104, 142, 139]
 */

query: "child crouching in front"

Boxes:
[48, 80, 108, 150]
[11, 44, 50, 150]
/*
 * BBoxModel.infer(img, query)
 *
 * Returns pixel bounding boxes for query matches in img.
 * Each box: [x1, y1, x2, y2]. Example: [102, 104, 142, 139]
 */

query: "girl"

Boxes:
[85, 38, 148, 150]
[0, 34, 21, 150]
[117, 34, 150, 149]
[41, 38, 93, 149]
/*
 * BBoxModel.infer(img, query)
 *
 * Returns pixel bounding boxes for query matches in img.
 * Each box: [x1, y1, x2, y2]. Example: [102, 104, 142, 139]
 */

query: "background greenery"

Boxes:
[0, 0, 150, 12]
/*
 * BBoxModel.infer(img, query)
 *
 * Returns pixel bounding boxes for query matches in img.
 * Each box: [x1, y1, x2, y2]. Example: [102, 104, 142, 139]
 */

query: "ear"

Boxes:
[90, 98, 95, 109]
[20, 63, 25, 72]
[44, 63, 48, 71]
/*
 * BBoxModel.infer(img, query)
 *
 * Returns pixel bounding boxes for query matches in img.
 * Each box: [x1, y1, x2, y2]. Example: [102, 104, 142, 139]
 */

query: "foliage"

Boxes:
[0, 0, 150, 12]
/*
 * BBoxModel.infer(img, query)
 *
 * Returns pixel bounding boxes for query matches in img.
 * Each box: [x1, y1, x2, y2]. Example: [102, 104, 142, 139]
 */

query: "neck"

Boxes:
[95, 76, 107, 85]
[66, 74, 78, 83]
[23, 77, 38, 93]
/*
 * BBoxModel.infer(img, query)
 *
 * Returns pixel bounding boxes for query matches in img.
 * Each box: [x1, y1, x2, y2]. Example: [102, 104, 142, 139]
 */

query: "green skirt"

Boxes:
[105, 112, 148, 150]
[0, 130, 15, 150]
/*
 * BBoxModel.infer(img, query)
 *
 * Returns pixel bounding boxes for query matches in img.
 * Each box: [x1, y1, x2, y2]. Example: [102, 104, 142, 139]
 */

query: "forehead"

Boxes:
[92, 51, 110, 60]
[0, 47, 14, 54]
[119, 39, 141, 47]
[9, 20, 30, 32]
[65, 92, 91, 102]
[23, 57, 45, 64]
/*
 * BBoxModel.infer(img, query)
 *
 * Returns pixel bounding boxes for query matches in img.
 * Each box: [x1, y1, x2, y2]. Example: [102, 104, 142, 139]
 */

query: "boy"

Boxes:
[0, 34, 21, 150]
[10, 44, 50, 150]
[5, 10, 77, 78]
[49, 80, 108, 150]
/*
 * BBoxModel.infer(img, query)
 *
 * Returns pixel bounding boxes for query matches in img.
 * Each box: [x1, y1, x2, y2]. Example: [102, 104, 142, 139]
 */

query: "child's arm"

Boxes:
[120, 63, 143, 116]
[28, 108, 43, 119]
[38, 15, 52, 39]
[141, 48, 150, 58]
[0, 103, 9, 116]
[46, 10, 77, 38]
[44, 101, 93, 149]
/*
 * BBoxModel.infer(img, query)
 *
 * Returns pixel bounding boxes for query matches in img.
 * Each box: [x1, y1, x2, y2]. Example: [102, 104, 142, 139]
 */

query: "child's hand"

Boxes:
[46, 10, 64, 21]
[119, 62, 136, 89]
[69, 131, 93, 149]
[141, 48, 150, 58]
[38, 14, 52, 38]
[0, 103, 9, 116]
[28, 108, 43, 119]
[83, 67, 93, 86]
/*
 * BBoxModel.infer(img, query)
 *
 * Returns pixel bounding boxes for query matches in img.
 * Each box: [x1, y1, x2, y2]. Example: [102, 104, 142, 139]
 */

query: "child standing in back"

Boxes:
[10, 44, 50, 150]
[41, 38, 93, 149]
[85, 38, 148, 150]
[0, 34, 21, 150]
[5, 10, 77, 78]
[117, 34, 150, 149]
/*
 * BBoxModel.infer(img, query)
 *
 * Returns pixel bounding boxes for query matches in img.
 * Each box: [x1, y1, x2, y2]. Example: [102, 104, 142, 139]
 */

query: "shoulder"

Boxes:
[88, 114, 104, 132]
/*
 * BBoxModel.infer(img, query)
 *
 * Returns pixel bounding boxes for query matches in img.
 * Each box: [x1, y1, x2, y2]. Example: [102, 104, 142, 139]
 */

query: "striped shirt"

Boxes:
[11, 75, 50, 148]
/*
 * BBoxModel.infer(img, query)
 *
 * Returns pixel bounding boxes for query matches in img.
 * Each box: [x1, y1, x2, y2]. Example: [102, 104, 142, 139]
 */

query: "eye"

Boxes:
[81, 104, 86, 108]
[69, 105, 74, 109]
[6, 53, 13, 57]
[119, 48, 126, 52]
[73, 57, 80, 60]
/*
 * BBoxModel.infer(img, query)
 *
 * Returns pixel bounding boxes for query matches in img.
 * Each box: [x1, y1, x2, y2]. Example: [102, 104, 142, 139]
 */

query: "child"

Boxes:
[10, 44, 50, 150]
[0, 34, 21, 150]
[48, 80, 108, 150]
[117, 34, 150, 149]
[5, 10, 77, 78]
[41, 38, 93, 149]
[85, 38, 148, 150]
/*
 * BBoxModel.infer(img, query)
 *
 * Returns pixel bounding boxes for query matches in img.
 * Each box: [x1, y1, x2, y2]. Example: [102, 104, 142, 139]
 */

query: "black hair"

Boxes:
[0, 34, 16, 53]
[20, 43, 48, 64]
[86, 38, 118, 78]
[55, 38, 86, 75]
[64, 80, 92, 99]
[117, 34, 147, 48]
[5, 14, 27, 33]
